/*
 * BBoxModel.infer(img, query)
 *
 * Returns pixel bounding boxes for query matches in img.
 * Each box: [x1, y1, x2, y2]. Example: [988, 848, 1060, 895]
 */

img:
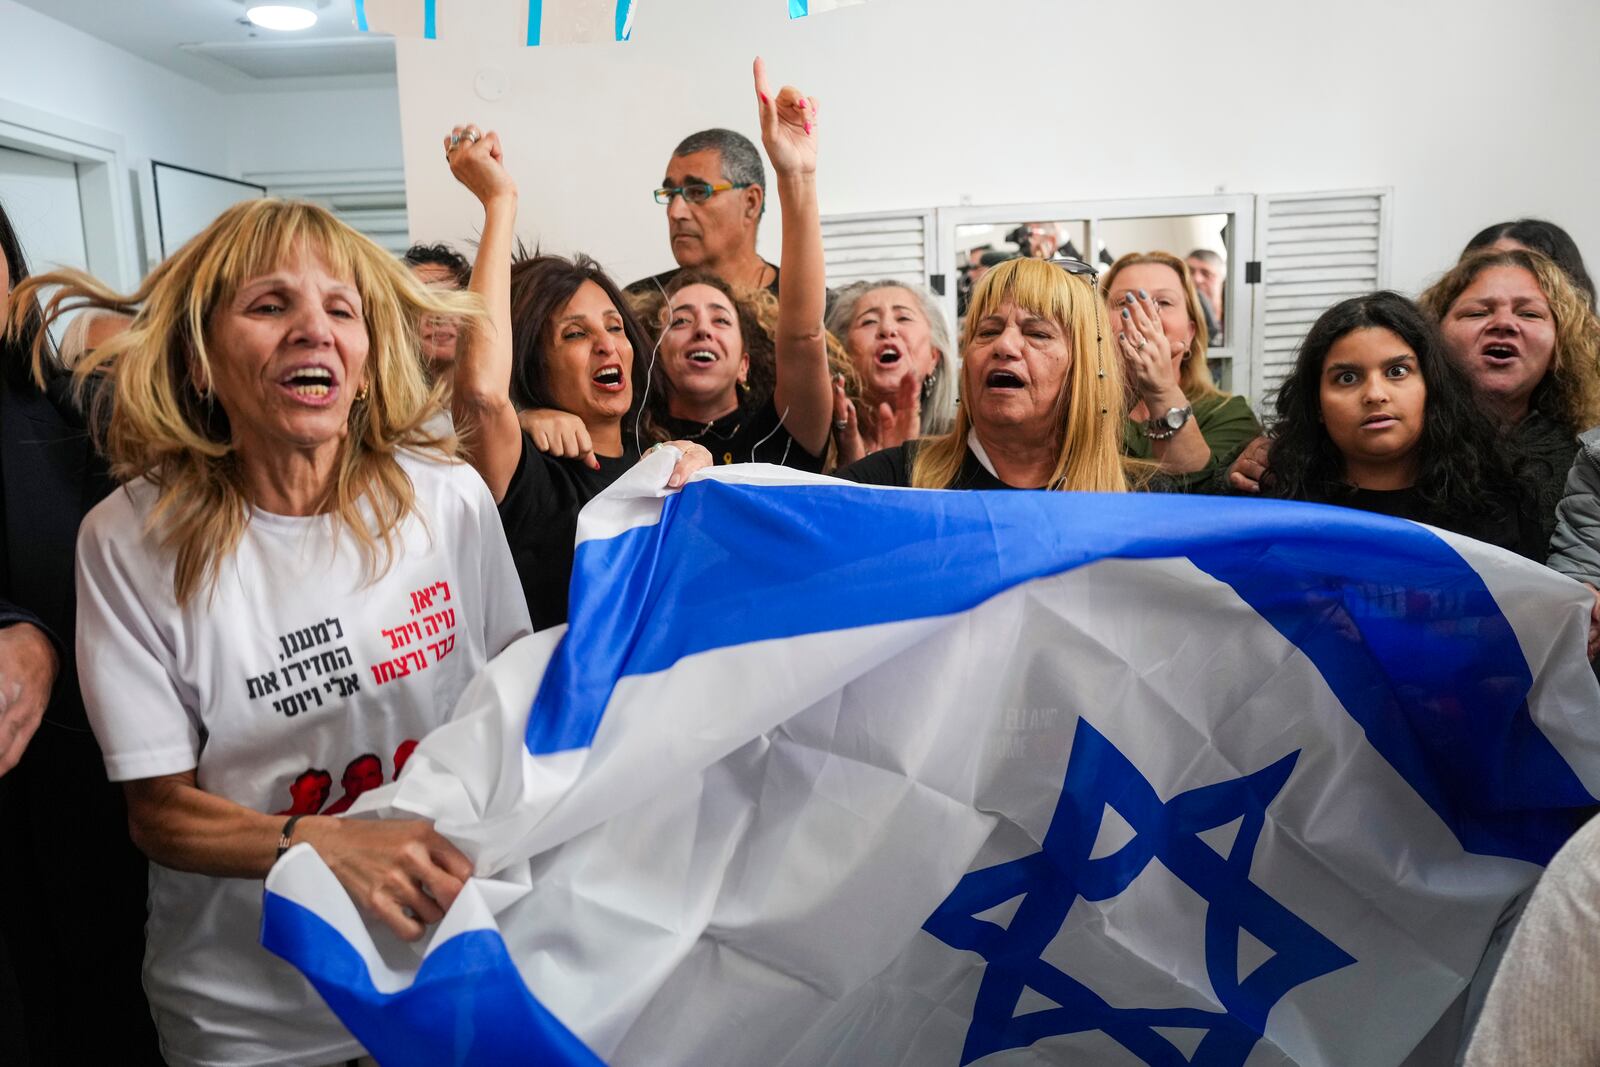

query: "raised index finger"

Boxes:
[753, 56, 773, 104]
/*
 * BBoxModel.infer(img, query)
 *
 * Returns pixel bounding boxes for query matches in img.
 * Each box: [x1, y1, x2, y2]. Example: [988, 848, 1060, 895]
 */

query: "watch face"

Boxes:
[1165, 408, 1186, 429]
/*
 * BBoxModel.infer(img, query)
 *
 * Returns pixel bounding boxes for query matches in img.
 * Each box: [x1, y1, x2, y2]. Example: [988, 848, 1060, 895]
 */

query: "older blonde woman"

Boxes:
[13, 200, 532, 1067]
[1100, 251, 1260, 483]
[836, 257, 1129, 490]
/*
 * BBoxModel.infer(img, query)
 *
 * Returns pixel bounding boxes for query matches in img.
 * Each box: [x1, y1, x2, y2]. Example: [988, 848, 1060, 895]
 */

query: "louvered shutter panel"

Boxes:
[245, 169, 411, 255]
[820, 209, 935, 290]
[1249, 190, 1390, 407]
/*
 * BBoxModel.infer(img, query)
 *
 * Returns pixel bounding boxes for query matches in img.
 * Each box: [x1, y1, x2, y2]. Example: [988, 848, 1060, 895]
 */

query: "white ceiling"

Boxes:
[15, 0, 396, 92]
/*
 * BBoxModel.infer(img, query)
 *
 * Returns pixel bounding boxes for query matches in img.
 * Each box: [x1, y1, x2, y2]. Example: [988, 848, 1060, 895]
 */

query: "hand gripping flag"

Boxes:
[263, 456, 1600, 1066]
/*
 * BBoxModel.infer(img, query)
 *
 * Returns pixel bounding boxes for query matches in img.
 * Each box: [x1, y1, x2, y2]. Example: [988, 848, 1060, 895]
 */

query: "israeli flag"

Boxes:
[263, 457, 1600, 1066]
[354, 0, 438, 39]
[526, 0, 635, 45]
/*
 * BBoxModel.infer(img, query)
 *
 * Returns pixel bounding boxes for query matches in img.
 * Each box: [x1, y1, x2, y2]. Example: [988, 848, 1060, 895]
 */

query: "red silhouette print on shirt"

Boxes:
[393, 738, 419, 778]
[323, 753, 385, 815]
[277, 768, 333, 815]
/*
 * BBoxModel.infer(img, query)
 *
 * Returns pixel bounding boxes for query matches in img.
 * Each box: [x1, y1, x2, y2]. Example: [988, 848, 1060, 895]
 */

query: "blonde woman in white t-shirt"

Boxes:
[12, 200, 533, 1067]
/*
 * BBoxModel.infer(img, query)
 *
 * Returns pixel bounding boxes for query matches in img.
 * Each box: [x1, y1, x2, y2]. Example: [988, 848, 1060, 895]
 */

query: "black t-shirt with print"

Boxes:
[497, 432, 639, 630]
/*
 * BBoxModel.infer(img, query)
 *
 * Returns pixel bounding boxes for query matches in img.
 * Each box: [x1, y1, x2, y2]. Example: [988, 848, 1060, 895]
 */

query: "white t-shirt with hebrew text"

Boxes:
[75, 451, 531, 1067]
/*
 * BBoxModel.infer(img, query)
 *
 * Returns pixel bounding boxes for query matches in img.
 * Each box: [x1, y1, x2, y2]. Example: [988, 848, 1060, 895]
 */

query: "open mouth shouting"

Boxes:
[684, 349, 719, 368]
[1480, 341, 1521, 367]
[592, 364, 626, 392]
[875, 345, 902, 367]
[985, 369, 1026, 390]
[279, 364, 338, 406]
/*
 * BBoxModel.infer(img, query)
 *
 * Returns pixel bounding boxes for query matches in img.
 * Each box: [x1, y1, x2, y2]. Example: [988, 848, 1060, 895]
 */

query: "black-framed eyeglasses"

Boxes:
[653, 181, 752, 205]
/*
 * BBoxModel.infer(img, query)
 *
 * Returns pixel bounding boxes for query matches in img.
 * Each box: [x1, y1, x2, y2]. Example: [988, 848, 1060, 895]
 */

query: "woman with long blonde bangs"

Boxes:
[1100, 251, 1261, 483]
[19, 198, 532, 1067]
[839, 257, 1130, 492]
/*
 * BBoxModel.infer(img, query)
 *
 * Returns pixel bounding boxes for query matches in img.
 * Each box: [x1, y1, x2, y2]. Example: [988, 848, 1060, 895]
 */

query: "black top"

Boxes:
[627, 263, 782, 301]
[1515, 410, 1580, 545]
[1308, 484, 1547, 562]
[497, 432, 638, 630]
[836, 441, 1010, 489]
[660, 395, 825, 472]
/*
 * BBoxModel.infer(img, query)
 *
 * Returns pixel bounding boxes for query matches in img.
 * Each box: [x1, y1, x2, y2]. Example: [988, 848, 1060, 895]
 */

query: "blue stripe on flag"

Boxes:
[527, 0, 542, 45]
[423, 0, 437, 38]
[354, 0, 369, 31]
[532, 484, 1592, 864]
[789, 0, 809, 16]
[261, 892, 604, 1067]
[616, 0, 633, 41]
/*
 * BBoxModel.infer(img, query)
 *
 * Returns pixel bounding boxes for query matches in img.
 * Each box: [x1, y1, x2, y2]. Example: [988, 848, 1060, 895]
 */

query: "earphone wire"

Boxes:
[632, 272, 672, 456]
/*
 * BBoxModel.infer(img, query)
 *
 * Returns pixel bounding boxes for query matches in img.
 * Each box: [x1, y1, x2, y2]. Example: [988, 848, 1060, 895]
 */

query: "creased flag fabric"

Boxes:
[354, 0, 437, 38]
[264, 456, 1600, 1066]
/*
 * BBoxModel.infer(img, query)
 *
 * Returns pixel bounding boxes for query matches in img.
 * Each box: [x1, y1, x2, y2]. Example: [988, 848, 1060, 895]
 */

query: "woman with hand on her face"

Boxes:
[1246, 290, 1542, 558]
[1100, 252, 1261, 485]
[9, 200, 533, 1067]
[825, 279, 958, 466]
[444, 123, 712, 630]
[836, 256, 1129, 491]
[1419, 247, 1600, 542]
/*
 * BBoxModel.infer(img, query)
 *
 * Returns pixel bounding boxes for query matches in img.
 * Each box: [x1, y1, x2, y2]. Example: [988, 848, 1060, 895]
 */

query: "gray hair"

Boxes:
[826, 279, 958, 436]
[672, 128, 766, 219]
[1186, 248, 1224, 267]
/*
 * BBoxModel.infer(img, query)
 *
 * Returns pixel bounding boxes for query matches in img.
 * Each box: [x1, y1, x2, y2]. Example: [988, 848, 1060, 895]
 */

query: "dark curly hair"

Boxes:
[507, 252, 656, 448]
[402, 242, 472, 289]
[1265, 290, 1528, 522]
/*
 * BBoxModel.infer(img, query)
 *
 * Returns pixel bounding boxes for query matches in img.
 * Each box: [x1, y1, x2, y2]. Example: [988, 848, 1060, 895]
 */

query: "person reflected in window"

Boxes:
[1101, 252, 1260, 487]
[402, 242, 472, 371]
[1186, 248, 1225, 343]
[1239, 291, 1542, 558]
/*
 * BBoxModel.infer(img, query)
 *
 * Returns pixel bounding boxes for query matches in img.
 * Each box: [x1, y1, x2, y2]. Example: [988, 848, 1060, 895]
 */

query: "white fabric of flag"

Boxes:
[262, 457, 1600, 1066]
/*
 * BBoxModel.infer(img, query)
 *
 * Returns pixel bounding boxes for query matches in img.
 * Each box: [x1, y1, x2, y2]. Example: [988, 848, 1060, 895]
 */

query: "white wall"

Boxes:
[227, 86, 403, 179]
[393, 0, 1600, 296]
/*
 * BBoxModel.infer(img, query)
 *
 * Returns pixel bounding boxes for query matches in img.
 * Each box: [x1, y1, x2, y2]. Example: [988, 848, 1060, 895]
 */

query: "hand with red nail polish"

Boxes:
[753, 56, 817, 180]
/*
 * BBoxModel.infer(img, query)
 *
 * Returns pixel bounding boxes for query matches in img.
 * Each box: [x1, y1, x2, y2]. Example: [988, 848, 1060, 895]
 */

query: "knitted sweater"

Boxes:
[1463, 817, 1600, 1066]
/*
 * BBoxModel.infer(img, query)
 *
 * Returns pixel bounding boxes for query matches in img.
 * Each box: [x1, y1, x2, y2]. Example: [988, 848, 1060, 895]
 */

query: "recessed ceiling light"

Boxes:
[246, 4, 318, 31]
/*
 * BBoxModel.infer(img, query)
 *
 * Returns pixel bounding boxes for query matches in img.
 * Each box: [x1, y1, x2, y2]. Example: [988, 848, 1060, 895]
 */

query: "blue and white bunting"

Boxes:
[788, 0, 868, 18]
[353, 0, 437, 39]
[264, 456, 1600, 1066]
[527, 0, 635, 45]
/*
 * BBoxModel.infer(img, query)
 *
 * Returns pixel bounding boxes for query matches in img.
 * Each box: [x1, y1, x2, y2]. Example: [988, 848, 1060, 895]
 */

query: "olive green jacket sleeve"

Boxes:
[1123, 392, 1263, 491]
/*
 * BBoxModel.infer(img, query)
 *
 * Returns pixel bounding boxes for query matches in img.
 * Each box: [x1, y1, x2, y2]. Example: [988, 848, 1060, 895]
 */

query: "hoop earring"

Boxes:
[355, 382, 370, 403]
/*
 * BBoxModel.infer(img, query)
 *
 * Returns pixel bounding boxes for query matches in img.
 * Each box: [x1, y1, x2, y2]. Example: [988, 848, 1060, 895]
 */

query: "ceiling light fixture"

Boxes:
[246, 4, 318, 31]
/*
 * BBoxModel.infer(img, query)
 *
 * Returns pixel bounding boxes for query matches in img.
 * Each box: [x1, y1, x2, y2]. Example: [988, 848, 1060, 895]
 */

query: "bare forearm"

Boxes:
[125, 774, 317, 879]
[772, 171, 831, 451]
[453, 194, 523, 498]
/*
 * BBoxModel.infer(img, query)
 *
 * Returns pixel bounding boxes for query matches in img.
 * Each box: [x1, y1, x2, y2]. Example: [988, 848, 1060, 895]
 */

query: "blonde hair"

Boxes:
[7, 198, 485, 604]
[910, 257, 1130, 492]
[1419, 247, 1600, 434]
[1099, 250, 1221, 400]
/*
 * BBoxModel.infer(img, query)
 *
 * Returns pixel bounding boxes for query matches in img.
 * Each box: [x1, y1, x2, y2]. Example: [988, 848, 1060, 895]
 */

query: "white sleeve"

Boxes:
[464, 468, 533, 656]
[75, 509, 202, 782]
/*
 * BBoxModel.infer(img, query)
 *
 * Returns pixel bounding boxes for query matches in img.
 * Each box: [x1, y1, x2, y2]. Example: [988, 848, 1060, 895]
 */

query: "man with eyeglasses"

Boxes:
[628, 128, 782, 299]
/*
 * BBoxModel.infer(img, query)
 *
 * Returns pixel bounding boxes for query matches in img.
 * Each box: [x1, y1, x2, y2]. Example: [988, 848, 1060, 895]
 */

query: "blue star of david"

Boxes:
[924, 718, 1355, 1066]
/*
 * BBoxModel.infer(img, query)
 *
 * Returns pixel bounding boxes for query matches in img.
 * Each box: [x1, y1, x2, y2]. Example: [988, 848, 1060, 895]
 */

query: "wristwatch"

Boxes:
[1144, 404, 1193, 441]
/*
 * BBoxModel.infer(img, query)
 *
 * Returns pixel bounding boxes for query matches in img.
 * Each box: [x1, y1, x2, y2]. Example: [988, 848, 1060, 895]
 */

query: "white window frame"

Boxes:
[817, 206, 939, 291]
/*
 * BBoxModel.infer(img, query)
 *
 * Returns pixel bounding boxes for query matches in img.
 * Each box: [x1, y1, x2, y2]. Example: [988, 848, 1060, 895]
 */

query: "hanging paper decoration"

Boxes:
[353, 0, 438, 39]
[788, 0, 868, 18]
[527, 0, 636, 45]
